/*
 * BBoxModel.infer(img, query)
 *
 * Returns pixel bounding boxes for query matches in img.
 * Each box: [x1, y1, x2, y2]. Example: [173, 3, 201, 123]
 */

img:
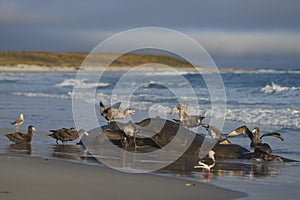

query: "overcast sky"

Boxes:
[0, 0, 299, 69]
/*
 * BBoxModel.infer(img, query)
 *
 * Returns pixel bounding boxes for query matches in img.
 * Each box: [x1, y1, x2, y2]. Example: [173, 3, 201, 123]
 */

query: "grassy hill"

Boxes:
[0, 52, 193, 68]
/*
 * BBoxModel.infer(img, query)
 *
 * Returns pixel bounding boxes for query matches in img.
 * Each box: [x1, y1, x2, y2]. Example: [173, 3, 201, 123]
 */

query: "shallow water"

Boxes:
[0, 70, 300, 199]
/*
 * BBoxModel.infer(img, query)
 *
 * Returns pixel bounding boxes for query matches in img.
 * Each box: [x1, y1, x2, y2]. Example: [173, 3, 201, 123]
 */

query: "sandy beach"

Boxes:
[0, 64, 196, 72]
[0, 155, 245, 200]
[0, 65, 79, 72]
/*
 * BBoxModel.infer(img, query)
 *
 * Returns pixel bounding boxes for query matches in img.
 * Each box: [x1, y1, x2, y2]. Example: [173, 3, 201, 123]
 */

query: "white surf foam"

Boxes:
[144, 71, 197, 76]
[204, 107, 300, 128]
[12, 92, 71, 99]
[56, 78, 110, 89]
[261, 82, 300, 94]
[222, 69, 300, 74]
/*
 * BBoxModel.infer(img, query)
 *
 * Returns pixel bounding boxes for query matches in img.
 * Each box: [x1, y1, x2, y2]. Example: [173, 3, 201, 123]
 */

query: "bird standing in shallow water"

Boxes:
[194, 150, 216, 178]
[100, 101, 136, 122]
[49, 128, 89, 144]
[6, 125, 36, 144]
[11, 113, 24, 132]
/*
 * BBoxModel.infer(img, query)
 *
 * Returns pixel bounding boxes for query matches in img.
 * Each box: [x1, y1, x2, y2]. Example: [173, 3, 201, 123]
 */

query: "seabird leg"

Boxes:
[202, 168, 205, 179]
[134, 137, 137, 150]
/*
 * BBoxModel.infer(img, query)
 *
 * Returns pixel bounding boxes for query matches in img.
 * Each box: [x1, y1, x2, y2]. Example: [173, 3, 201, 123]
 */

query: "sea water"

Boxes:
[0, 69, 299, 199]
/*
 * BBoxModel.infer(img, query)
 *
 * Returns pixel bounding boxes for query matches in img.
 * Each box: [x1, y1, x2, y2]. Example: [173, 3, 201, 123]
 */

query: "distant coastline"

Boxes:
[1, 51, 295, 73]
[0, 52, 193, 71]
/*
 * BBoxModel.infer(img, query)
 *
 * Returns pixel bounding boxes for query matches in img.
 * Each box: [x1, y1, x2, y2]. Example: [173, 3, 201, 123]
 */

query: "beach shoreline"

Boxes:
[0, 155, 245, 200]
[0, 64, 200, 72]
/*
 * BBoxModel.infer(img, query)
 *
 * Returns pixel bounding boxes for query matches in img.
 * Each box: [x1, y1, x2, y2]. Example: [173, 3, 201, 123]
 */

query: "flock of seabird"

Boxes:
[4, 102, 289, 175]
[168, 103, 285, 173]
[5, 113, 88, 145]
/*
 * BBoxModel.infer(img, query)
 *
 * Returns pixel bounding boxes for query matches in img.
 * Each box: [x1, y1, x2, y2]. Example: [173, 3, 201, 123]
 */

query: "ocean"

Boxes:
[0, 68, 300, 199]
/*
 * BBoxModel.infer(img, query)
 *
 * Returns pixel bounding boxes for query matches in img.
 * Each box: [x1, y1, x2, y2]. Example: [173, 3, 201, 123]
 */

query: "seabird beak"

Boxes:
[201, 124, 209, 129]
[83, 131, 89, 136]
[32, 127, 37, 131]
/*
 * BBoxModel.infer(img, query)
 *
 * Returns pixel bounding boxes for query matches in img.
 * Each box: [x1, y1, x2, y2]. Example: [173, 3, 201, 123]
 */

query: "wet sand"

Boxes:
[0, 155, 245, 200]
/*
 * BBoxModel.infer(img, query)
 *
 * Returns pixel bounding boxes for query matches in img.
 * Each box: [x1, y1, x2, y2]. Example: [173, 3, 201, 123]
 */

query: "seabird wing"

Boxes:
[59, 129, 72, 137]
[207, 125, 222, 141]
[170, 106, 178, 114]
[11, 113, 24, 126]
[261, 132, 284, 141]
[50, 128, 67, 133]
[227, 126, 253, 140]
[50, 128, 69, 138]
[135, 127, 158, 138]
[110, 102, 121, 109]
[219, 139, 231, 144]
[254, 143, 272, 155]
[109, 108, 122, 117]
[11, 119, 23, 125]
[66, 128, 77, 136]
[99, 101, 105, 115]
[199, 157, 214, 166]
[6, 132, 26, 141]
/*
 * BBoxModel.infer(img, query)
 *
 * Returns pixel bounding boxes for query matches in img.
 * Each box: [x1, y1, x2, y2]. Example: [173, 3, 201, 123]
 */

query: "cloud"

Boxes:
[0, 1, 57, 25]
[0, 0, 299, 68]
[73, 29, 300, 68]
[190, 31, 300, 56]
[1, 0, 300, 30]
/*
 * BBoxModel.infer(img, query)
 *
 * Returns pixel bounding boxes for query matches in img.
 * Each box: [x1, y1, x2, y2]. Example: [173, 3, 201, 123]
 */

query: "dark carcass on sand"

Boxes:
[79, 117, 297, 171]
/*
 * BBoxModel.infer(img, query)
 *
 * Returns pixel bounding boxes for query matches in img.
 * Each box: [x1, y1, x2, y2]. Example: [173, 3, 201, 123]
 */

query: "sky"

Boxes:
[0, 0, 299, 69]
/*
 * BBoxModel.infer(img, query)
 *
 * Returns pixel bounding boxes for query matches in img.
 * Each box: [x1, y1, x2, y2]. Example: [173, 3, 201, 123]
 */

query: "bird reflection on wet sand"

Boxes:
[213, 160, 281, 178]
[167, 157, 285, 182]
[51, 144, 88, 161]
[8, 143, 32, 155]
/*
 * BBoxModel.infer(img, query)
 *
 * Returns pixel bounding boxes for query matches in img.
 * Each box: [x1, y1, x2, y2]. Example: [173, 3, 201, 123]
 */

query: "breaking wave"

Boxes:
[204, 107, 300, 128]
[56, 78, 110, 89]
[12, 92, 71, 99]
[261, 82, 300, 94]
[222, 69, 300, 74]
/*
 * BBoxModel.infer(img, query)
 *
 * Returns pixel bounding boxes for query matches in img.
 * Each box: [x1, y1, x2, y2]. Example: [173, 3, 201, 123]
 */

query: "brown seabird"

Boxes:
[201, 124, 231, 144]
[227, 126, 284, 160]
[5, 125, 36, 144]
[170, 103, 205, 128]
[100, 101, 136, 122]
[49, 128, 89, 144]
[227, 126, 284, 148]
